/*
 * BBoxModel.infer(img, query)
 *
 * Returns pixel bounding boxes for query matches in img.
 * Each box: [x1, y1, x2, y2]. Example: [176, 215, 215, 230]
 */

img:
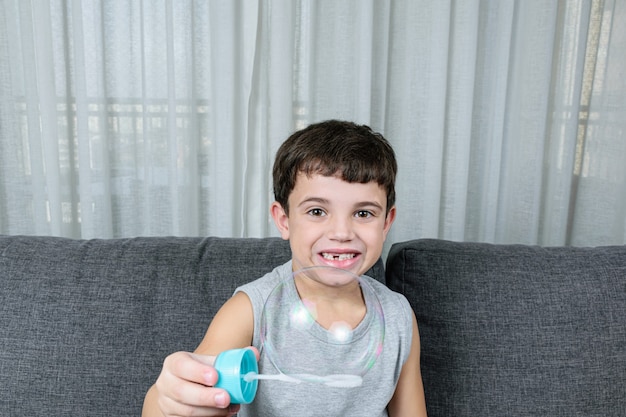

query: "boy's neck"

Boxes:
[294, 274, 366, 330]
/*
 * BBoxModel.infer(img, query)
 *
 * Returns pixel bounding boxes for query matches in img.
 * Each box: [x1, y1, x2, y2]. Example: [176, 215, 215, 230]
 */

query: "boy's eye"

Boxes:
[307, 208, 326, 217]
[355, 210, 373, 219]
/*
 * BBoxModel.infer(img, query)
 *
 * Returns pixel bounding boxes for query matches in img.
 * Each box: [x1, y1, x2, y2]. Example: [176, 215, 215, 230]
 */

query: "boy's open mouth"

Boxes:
[321, 252, 356, 261]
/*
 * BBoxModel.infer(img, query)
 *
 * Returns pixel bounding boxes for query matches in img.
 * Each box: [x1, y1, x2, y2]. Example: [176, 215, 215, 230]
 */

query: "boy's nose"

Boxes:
[328, 217, 354, 241]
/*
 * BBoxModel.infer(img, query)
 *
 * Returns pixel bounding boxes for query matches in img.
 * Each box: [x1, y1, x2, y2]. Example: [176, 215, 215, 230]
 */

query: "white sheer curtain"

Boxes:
[1, 0, 624, 248]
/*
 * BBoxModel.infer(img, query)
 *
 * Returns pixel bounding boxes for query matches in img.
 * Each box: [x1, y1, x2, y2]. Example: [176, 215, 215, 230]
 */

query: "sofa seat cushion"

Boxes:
[386, 239, 626, 417]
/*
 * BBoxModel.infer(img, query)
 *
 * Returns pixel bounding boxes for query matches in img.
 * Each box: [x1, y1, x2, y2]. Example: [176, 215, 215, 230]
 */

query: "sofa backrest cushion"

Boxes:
[0, 236, 291, 416]
[0, 235, 385, 416]
[386, 238, 626, 417]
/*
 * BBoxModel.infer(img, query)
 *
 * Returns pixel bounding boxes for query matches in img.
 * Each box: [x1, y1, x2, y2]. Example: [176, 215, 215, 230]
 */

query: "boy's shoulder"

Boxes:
[236, 259, 293, 293]
[361, 274, 411, 312]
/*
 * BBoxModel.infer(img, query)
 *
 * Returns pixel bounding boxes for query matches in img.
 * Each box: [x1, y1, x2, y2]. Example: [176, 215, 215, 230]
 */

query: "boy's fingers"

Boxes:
[162, 383, 234, 411]
[164, 352, 219, 386]
[188, 352, 218, 366]
[158, 352, 237, 412]
[246, 346, 260, 360]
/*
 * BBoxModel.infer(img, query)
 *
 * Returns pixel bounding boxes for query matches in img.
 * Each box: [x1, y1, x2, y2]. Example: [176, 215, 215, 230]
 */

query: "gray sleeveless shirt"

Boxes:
[234, 261, 413, 417]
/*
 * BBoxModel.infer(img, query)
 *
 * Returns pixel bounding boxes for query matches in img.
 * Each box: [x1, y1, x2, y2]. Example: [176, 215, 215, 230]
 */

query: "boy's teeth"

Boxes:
[322, 253, 355, 261]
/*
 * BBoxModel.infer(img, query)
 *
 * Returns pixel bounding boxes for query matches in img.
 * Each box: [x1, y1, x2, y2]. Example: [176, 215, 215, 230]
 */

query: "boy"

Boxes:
[143, 120, 427, 416]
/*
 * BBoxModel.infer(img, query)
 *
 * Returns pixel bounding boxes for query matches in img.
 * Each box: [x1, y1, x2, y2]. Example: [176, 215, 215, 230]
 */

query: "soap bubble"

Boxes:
[259, 266, 385, 387]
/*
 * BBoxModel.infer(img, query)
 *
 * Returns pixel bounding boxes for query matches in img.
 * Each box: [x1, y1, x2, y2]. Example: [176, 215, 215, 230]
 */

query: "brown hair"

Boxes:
[272, 120, 397, 215]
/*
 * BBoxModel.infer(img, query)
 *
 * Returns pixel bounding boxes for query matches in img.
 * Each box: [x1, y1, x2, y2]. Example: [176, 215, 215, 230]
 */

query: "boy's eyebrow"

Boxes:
[355, 201, 385, 210]
[297, 197, 330, 207]
[297, 197, 384, 211]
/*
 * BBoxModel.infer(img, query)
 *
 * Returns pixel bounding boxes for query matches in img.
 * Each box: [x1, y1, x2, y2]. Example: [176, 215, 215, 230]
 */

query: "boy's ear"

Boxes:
[270, 201, 290, 240]
[382, 205, 396, 239]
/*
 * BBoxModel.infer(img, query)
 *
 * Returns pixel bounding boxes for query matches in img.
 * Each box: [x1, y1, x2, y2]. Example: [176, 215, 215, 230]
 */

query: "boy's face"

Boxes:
[271, 172, 395, 277]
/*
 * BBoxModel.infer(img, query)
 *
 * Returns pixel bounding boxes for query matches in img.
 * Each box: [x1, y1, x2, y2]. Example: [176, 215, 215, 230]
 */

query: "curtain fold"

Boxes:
[0, 0, 624, 247]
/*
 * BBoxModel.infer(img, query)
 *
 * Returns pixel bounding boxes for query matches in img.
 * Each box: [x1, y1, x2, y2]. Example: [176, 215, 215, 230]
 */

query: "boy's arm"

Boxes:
[387, 312, 428, 417]
[142, 291, 255, 416]
[195, 291, 255, 354]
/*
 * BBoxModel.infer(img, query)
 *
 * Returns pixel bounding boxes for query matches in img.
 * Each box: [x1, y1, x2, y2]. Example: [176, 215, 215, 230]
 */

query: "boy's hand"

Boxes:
[149, 351, 240, 416]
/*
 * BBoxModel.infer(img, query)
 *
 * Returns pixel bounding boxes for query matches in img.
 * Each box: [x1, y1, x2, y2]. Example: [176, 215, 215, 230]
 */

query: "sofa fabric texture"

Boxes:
[1, 234, 624, 416]
[386, 239, 626, 417]
[0, 236, 289, 416]
[0, 235, 384, 416]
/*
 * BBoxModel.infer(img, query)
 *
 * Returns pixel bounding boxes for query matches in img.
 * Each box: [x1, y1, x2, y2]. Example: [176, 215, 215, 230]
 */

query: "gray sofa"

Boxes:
[1, 235, 625, 416]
